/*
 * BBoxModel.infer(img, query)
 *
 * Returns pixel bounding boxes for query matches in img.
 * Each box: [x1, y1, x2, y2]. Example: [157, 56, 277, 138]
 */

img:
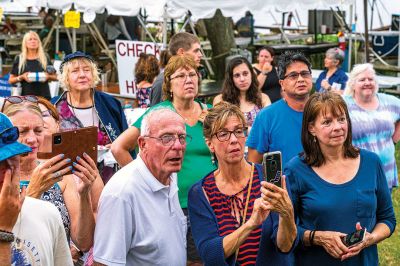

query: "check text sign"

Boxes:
[116, 40, 161, 97]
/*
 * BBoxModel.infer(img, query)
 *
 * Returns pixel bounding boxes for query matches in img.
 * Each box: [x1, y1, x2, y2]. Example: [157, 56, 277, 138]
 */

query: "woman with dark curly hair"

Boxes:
[135, 53, 160, 108]
[213, 57, 270, 130]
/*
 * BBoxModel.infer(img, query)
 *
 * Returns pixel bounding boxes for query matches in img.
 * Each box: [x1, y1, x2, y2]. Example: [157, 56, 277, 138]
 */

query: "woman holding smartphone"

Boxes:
[188, 102, 296, 265]
[2, 98, 98, 254]
[285, 92, 396, 265]
[53, 51, 128, 184]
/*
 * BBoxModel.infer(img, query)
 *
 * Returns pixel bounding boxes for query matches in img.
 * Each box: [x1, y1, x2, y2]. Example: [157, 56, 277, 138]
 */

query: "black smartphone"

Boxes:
[262, 151, 282, 188]
[341, 228, 366, 248]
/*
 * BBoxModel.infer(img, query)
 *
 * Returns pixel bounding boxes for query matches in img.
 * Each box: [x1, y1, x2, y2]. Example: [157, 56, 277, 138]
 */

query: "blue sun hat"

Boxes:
[0, 112, 32, 161]
[59, 51, 95, 73]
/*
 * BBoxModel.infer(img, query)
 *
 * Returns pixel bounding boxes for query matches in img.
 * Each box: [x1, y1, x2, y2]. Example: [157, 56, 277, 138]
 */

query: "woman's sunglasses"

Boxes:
[1, 95, 39, 112]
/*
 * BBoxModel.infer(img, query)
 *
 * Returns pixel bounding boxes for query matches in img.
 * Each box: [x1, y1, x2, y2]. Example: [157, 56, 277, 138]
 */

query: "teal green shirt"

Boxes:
[133, 100, 215, 208]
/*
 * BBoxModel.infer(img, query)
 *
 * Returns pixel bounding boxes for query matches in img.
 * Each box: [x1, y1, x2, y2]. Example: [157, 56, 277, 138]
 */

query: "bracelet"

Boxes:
[0, 230, 15, 243]
[310, 230, 316, 246]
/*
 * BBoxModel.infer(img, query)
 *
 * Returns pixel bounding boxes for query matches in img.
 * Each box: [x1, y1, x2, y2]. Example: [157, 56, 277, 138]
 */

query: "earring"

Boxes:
[170, 90, 173, 99]
[211, 153, 216, 165]
[313, 136, 317, 143]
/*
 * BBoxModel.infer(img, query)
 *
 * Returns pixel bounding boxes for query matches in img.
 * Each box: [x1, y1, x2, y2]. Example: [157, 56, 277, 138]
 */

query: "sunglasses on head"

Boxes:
[0, 126, 19, 146]
[1, 95, 39, 112]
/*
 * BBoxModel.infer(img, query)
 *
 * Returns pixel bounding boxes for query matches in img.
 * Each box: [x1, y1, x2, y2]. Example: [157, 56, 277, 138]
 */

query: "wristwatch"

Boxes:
[0, 230, 15, 243]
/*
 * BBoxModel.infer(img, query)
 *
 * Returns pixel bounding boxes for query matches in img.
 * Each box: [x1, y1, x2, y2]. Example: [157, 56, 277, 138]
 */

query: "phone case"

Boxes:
[37, 126, 98, 166]
[342, 228, 366, 247]
[262, 151, 282, 187]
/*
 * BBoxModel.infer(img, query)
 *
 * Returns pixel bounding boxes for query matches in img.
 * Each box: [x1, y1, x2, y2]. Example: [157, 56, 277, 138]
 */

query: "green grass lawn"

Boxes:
[378, 143, 400, 265]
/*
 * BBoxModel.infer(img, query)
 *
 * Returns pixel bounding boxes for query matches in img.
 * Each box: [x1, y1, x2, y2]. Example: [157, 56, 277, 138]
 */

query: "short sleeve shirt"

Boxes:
[246, 99, 303, 167]
[11, 56, 52, 99]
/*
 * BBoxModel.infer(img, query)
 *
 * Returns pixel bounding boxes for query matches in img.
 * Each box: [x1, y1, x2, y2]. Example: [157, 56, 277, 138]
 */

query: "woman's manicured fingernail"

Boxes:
[73, 162, 77, 167]
[60, 154, 65, 158]
[66, 158, 71, 163]
[69, 166, 73, 170]
[83, 152, 88, 157]
[76, 156, 80, 161]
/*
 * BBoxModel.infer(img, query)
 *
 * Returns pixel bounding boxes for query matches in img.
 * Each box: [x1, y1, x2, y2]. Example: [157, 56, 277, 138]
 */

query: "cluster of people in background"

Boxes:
[0, 29, 399, 266]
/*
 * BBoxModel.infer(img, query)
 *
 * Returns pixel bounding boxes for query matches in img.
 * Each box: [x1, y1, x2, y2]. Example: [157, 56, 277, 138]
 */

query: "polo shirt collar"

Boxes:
[136, 155, 179, 196]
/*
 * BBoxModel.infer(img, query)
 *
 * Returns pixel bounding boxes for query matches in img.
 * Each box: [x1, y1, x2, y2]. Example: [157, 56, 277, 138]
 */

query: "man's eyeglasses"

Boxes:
[1, 95, 39, 112]
[170, 72, 198, 82]
[213, 127, 248, 142]
[0, 127, 19, 146]
[144, 133, 192, 146]
[283, 70, 312, 81]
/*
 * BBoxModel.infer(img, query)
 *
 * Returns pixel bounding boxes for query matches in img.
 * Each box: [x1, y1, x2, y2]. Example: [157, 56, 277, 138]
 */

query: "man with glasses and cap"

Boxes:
[94, 108, 188, 266]
[246, 51, 313, 168]
[0, 112, 73, 265]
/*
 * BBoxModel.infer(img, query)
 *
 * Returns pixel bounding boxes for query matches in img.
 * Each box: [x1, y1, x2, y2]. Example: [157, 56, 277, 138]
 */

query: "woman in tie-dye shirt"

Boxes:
[344, 63, 400, 191]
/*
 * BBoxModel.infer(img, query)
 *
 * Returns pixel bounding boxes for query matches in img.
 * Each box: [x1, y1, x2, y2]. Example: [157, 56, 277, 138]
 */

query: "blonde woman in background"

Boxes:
[9, 31, 57, 100]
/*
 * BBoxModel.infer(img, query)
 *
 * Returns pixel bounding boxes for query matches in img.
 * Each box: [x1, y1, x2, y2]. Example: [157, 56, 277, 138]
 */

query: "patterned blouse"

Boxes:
[243, 105, 261, 128]
[202, 165, 262, 265]
[136, 86, 152, 108]
[55, 93, 114, 182]
[41, 183, 71, 241]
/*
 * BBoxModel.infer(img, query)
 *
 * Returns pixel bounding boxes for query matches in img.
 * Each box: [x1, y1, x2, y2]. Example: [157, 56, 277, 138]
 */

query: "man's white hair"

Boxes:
[140, 108, 184, 136]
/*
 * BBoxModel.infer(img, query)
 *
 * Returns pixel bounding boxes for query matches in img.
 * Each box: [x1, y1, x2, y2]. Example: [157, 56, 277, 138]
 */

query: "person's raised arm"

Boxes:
[260, 176, 296, 252]
[0, 161, 25, 265]
[247, 148, 263, 164]
[111, 127, 140, 167]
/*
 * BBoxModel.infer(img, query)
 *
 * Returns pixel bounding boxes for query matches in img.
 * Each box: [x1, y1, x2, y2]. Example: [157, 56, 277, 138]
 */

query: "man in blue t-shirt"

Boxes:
[247, 51, 313, 167]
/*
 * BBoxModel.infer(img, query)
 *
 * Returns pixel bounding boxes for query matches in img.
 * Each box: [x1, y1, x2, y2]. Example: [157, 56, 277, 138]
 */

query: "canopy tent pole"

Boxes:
[137, 11, 158, 44]
[364, 0, 370, 62]
[162, 5, 168, 49]
[348, 4, 353, 72]
[89, 23, 117, 68]
[72, 28, 77, 52]
[55, 12, 60, 54]
[64, 28, 74, 52]
[43, 15, 60, 51]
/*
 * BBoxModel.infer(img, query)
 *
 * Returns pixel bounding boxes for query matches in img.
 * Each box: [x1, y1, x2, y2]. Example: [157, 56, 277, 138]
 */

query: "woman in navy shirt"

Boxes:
[285, 92, 396, 265]
[188, 102, 297, 265]
[315, 48, 348, 93]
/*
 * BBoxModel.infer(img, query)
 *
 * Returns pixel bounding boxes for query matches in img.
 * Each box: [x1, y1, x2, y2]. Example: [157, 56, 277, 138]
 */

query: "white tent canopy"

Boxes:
[3, 0, 400, 34]
[6, 0, 355, 19]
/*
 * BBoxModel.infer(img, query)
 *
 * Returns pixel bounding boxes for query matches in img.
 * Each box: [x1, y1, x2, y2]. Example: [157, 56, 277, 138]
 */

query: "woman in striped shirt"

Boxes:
[188, 101, 297, 265]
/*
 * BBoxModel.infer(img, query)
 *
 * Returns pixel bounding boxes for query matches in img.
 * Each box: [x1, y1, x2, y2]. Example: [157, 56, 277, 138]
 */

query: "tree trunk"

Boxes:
[203, 9, 236, 80]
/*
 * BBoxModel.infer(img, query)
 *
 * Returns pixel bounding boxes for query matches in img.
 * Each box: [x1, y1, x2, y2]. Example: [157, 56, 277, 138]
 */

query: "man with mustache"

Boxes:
[94, 109, 188, 265]
[247, 51, 313, 168]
